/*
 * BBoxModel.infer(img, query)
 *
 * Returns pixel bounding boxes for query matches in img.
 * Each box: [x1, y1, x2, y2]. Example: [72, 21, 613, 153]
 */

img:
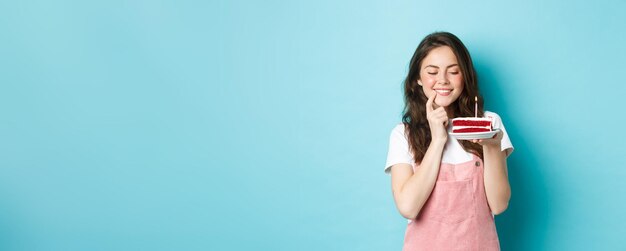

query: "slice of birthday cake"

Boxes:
[451, 117, 493, 133]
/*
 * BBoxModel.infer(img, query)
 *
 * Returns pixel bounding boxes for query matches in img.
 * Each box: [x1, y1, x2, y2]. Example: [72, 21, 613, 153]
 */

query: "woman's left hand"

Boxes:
[470, 130, 503, 148]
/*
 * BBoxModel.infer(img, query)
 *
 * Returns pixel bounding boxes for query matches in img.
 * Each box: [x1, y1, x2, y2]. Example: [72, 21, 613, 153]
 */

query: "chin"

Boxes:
[435, 100, 453, 107]
[435, 96, 459, 107]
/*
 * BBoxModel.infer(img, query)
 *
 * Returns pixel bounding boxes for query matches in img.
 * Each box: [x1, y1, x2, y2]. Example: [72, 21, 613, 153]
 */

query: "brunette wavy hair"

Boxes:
[403, 32, 485, 163]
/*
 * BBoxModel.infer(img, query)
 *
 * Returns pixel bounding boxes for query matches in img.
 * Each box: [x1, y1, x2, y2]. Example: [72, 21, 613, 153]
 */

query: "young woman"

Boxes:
[385, 32, 514, 250]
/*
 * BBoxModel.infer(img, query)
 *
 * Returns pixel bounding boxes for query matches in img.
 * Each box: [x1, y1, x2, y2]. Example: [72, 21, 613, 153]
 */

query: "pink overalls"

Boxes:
[403, 155, 500, 251]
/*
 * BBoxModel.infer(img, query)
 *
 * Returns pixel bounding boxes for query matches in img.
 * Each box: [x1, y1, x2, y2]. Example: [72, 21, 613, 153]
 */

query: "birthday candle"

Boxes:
[474, 96, 478, 117]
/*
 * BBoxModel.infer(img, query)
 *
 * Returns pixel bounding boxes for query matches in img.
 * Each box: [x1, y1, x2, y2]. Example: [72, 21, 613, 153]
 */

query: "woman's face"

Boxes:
[418, 46, 464, 109]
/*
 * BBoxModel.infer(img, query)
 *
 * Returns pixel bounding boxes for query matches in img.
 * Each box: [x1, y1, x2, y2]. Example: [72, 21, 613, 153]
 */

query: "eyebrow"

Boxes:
[424, 64, 459, 69]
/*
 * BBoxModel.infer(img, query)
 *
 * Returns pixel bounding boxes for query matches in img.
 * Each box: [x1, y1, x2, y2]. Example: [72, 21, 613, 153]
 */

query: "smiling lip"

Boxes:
[434, 89, 452, 96]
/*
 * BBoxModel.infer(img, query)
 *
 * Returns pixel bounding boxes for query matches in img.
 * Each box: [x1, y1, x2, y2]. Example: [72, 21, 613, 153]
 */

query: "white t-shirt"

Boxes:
[384, 111, 514, 174]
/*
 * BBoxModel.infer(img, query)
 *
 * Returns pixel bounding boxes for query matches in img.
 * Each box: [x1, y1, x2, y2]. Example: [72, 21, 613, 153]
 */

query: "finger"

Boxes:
[431, 114, 445, 124]
[426, 93, 437, 114]
[433, 106, 446, 113]
[433, 106, 449, 119]
[434, 109, 448, 120]
[435, 114, 449, 124]
[432, 107, 447, 119]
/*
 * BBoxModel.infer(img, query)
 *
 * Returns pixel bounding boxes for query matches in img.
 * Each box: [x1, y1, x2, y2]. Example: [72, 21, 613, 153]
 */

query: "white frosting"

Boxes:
[451, 117, 493, 122]
[452, 125, 491, 130]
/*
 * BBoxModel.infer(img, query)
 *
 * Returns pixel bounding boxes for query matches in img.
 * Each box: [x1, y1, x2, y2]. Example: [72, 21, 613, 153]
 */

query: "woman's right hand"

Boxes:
[426, 93, 449, 142]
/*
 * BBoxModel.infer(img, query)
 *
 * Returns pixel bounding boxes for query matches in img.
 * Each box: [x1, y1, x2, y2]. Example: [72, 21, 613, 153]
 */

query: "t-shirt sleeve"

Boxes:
[385, 124, 414, 174]
[485, 111, 514, 157]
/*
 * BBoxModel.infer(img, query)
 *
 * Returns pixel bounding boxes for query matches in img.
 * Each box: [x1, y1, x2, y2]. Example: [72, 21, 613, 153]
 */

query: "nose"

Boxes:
[437, 72, 449, 85]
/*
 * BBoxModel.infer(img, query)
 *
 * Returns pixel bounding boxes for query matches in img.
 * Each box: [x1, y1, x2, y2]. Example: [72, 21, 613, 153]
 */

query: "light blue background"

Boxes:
[1, 0, 625, 250]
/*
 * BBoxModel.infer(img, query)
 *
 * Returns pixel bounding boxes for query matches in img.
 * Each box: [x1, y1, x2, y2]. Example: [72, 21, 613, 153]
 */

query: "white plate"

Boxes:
[449, 129, 500, 140]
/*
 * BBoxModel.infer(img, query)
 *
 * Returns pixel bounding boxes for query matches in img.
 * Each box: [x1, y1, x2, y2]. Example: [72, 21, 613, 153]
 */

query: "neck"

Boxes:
[445, 107, 454, 117]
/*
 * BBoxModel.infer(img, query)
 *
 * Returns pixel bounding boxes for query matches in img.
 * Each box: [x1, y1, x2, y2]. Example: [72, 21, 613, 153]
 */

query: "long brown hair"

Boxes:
[402, 31, 484, 163]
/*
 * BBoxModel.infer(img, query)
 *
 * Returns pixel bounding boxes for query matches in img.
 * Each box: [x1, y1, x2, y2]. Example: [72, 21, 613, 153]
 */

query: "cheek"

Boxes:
[451, 75, 464, 86]
[421, 76, 437, 87]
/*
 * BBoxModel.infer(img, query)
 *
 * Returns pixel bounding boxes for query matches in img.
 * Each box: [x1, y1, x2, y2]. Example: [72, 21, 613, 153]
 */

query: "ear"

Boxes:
[417, 80, 423, 86]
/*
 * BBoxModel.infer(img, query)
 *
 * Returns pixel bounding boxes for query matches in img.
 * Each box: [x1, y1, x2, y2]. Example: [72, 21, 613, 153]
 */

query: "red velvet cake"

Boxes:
[451, 117, 493, 133]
